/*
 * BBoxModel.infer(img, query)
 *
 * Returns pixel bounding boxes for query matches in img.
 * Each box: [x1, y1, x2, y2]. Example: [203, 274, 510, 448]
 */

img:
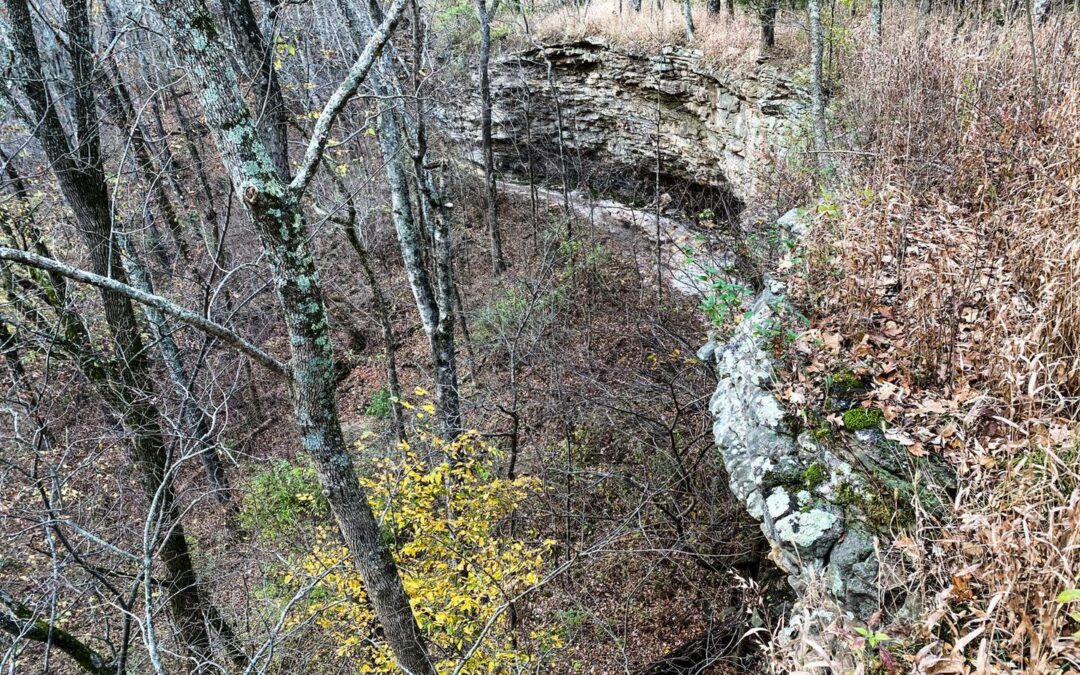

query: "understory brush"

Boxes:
[781, 7, 1080, 672]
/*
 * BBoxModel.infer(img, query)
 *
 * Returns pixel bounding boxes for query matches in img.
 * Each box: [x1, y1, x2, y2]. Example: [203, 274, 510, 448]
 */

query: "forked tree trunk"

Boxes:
[147, 1, 436, 672]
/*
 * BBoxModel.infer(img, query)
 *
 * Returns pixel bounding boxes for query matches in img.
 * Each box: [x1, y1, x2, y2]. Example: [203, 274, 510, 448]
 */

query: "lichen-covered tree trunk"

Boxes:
[221, 0, 291, 178]
[146, 1, 436, 671]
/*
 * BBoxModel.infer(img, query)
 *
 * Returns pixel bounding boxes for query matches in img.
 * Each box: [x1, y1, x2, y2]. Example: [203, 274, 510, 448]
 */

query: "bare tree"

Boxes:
[477, 0, 506, 272]
[144, 0, 437, 671]
[332, 0, 463, 439]
[2, 0, 237, 665]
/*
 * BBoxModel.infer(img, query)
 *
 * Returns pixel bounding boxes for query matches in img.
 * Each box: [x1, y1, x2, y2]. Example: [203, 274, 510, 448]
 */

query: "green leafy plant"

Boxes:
[696, 265, 752, 331]
[365, 385, 394, 419]
[854, 625, 890, 649]
[1057, 588, 1080, 638]
[241, 461, 329, 540]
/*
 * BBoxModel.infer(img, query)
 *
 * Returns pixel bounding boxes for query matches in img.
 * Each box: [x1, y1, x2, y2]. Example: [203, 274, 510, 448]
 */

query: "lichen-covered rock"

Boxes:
[439, 38, 806, 209]
[703, 207, 889, 620]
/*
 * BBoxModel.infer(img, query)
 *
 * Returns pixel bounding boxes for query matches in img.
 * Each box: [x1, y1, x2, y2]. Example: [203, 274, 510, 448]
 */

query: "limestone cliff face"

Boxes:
[440, 38, 806, 214]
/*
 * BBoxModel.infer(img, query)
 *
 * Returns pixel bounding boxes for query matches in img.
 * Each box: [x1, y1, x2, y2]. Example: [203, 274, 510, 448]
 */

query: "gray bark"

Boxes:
[333, 0, 463, 439]
[759, 0, 779, 50]
[145, 0, 437, 672]
[221, 0, 291, 178]
[3, 0, 233, 667]
[477, 0, 506, 272]
[0, 247, 286, 375]
[116, 236, 238, 511]
[683, 0, 695, 40]
[345, 222, 407, 443]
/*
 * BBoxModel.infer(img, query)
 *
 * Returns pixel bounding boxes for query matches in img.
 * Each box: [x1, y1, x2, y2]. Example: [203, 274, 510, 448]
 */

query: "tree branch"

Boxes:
[289, 0, 409, 196]
[0, 247, 287, 377]
[0, 589, 113, 675]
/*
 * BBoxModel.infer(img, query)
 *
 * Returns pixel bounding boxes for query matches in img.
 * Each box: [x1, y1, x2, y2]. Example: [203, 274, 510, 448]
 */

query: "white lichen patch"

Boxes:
[766, 487, 792, 519]
[775, 509, 838, 549]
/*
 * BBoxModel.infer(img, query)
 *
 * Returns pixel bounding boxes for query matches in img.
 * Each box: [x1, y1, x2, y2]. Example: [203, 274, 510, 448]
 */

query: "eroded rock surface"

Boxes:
[702, 208, 953, 620]
[440, 38, 806, 214]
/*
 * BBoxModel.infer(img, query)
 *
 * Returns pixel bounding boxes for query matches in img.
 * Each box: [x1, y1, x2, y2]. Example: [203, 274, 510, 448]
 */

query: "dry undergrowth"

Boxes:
[780, 8, 1080, 673]
[527, 0, 805, 72]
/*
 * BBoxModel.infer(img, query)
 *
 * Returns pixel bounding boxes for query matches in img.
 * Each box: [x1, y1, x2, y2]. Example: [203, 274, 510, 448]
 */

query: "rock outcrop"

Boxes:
[700, 209, 953, 621]
[440, 38, 806, 216]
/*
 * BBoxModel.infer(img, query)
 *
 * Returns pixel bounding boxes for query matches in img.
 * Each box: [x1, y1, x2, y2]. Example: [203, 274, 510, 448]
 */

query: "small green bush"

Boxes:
[241, 461, 329, 540]
[365, 385, 393, 419]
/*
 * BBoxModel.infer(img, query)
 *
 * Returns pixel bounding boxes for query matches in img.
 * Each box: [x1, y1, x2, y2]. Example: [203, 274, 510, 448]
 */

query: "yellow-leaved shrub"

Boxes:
[281, 413, 559, 673]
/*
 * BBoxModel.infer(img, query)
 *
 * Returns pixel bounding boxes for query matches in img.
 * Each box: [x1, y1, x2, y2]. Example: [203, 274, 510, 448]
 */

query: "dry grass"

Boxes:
[527, 0, 805, 72]
[787, 6, 1080, 672]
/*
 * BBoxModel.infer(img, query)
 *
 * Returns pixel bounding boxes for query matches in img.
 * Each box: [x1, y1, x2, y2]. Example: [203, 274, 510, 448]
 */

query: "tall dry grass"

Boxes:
[791, 6, 1080, 672]
[528, 0, 805, 71]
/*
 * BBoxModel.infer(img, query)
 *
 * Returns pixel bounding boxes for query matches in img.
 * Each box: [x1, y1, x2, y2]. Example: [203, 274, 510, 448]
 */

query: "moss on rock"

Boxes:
[843, 407, 884, 431]
[802, 462, 828, 491]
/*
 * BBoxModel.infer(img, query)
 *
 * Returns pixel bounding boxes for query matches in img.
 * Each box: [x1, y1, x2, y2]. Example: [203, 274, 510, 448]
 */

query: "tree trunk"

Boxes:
[0, 589, 113, 675]
[345, 222, 407, 443]
[871, 0, 883, 45]
[221, 0, 291, 178]
[809, 0, 829, 165]
[683, 0, 695, 40]
[760, 0, 780, 50]
[477, 0, 506, 273]
[333, 0, 464, 440]
[4, 0, 229, 667]
[117, 235, 239, 513]
[146, 1, 437, 672]
[100, 70, 236, 510]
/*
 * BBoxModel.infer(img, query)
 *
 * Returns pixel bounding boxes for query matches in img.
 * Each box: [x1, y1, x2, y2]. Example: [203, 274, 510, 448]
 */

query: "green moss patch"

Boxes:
[843, 407, 884, 431]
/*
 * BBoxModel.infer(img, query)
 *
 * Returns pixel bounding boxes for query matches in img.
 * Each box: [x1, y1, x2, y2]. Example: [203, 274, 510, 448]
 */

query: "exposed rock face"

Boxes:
[702, 277, 880, 620]
[701, 208, 953, 620]
[440, 38, 806, 216]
